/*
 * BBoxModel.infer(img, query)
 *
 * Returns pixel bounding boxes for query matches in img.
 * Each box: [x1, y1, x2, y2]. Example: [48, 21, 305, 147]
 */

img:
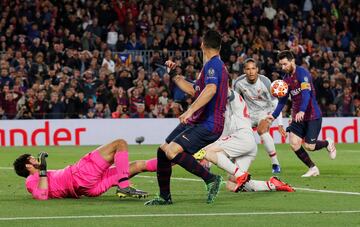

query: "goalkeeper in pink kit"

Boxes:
[13, 139, 158, 200]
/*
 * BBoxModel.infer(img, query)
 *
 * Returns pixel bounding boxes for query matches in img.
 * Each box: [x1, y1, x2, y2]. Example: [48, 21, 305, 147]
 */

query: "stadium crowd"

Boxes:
[0, 0, 359, 120]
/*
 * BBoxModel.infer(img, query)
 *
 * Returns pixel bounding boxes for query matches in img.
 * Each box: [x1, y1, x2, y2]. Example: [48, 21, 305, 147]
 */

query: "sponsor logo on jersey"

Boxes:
[290, 87, 302, 96]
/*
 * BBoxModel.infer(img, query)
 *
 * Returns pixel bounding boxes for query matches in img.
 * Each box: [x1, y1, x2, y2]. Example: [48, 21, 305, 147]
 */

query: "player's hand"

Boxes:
[278, 125, 287, 138]
[266, 114, 275, 123]
[179, 109, 194, 124]
[37, 152, 48, 177]
[165, 60, 177, 79]
[295, 111, 305, 122]
[165, 60, 176, 70]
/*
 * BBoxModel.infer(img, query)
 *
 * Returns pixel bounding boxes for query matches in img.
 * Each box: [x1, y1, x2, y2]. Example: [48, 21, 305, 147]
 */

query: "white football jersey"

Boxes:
[232, 74, 278, 114]
[222, 90, 252, 136]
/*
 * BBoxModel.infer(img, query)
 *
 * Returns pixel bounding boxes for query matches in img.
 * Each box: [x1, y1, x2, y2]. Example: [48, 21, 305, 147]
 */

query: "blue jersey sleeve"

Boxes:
[298, 68, 312, 112]
[272, 92, 289, 119]
[204, 62, 220, 86]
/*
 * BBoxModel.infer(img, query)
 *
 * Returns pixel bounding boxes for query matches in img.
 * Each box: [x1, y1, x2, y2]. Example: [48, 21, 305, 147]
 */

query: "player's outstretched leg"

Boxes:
[226, 176, 294, 192]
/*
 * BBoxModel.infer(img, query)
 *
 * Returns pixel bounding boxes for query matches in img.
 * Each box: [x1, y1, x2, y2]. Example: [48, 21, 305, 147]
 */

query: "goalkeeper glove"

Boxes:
[37, 152, 48, 177]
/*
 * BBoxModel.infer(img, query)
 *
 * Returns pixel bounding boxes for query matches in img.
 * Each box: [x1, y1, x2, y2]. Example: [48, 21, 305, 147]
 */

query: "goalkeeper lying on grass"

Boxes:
[13, 139, 158, 200]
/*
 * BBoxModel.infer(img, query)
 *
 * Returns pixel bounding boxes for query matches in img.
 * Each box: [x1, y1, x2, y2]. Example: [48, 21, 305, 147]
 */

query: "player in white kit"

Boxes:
[232, 58, 285, 173]
[194, 89, 294, 193]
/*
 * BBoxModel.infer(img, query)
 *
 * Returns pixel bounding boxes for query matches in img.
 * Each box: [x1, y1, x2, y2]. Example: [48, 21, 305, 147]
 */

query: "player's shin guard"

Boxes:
[157, 148, 172, 200]
[171, 152, 214, 183]
[294, 146, 315, 168]
[261, 132, 279, 165]
[115, 151, 130, 188]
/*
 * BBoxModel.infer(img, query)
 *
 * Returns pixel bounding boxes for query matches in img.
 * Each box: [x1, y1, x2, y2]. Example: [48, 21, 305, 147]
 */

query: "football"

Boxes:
[270, 80, 289, 98]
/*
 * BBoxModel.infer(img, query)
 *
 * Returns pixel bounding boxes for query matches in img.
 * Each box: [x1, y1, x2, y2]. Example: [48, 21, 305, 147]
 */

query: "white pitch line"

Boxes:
[136, 176, 360, 196]
[1, 210, 360, 221]
[2, 167, 360, 196]
[294, 187, 360, 195]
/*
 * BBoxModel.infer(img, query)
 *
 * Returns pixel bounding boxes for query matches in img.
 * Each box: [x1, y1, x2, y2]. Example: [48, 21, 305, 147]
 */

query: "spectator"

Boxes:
[3, 91, 22, 119]
[130, 103, 148, 118]
[47, 92, 65, 119]
[0, 0, 358, 119]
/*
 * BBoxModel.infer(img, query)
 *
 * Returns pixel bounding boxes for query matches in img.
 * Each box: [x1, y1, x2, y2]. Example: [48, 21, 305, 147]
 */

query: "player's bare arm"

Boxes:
[179, 83, 217, 124]
[173, 75, 196, 97]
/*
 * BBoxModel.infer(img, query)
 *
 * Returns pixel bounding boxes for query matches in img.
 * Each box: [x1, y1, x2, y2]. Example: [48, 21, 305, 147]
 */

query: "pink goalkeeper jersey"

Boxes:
[25, 166, 79, 200]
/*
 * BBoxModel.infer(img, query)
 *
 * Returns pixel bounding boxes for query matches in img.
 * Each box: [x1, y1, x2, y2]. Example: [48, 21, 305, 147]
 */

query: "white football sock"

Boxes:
[261, 132, 280, 165]
[242, 180, 275, 192]
[216, 152, 244, 177]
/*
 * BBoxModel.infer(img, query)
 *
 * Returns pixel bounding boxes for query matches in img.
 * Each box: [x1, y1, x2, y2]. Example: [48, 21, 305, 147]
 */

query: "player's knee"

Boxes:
[159, 143, 167, 151]
[257, 127, 267, 135]
[114, 139, 128, 151]
[135, 160, 147, 172]
[164, 144, 181, 160]
[257, 120, 269, 135]
[303, 143, 315, 151]
[289, 142, 301, 151]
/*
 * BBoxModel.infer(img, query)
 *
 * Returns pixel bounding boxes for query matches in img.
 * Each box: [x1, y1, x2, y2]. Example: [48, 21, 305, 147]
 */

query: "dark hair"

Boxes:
[243, 58, 257, 67]
[203, 30, 222, 50]
[277, 50, 295, 61]
[13, 154, 31, 178]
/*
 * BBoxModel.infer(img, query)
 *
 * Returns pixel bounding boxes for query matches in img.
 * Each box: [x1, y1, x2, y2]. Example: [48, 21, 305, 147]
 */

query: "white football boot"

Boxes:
[301, 166, 320, 177]
[326, 138, 337, 160]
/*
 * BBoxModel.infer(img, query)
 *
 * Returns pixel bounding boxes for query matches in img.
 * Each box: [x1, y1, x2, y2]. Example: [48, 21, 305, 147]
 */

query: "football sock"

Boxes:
[294, 146, 315, 168]
[145, 158, 157, 172]
[261, 132, 280, 165]
[314, 140, 329, 151]
[115, 151, 130, 188]
[216, 152, 244, 177]
[242, 180, 275, 192]
[171, 152, 214, 183]
[157, 148, 172, 199]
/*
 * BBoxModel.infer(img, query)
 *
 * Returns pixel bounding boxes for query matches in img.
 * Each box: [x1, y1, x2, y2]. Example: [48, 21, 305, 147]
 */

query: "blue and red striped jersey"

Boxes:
[280, 66, 322, 121]
[188, 55, 229, 134]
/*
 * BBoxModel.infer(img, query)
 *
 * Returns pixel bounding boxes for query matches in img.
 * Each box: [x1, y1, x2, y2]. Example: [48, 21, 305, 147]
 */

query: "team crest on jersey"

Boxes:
[303, 76, 309, 82]
[207, 68, 215, 78]
[195, 85, 201, 92]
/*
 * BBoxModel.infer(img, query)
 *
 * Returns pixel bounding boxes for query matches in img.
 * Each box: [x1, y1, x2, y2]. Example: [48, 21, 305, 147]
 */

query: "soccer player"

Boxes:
[267, 50, 336, 177]
[194, 89, 294, 193]
[233, 58, 285, 174]
[13, 139, 158, 200]
[145, 30, 235, 205]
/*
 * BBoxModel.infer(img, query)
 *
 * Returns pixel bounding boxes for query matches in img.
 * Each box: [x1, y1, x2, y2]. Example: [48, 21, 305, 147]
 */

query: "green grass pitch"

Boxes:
[1, 144, 360, 226]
